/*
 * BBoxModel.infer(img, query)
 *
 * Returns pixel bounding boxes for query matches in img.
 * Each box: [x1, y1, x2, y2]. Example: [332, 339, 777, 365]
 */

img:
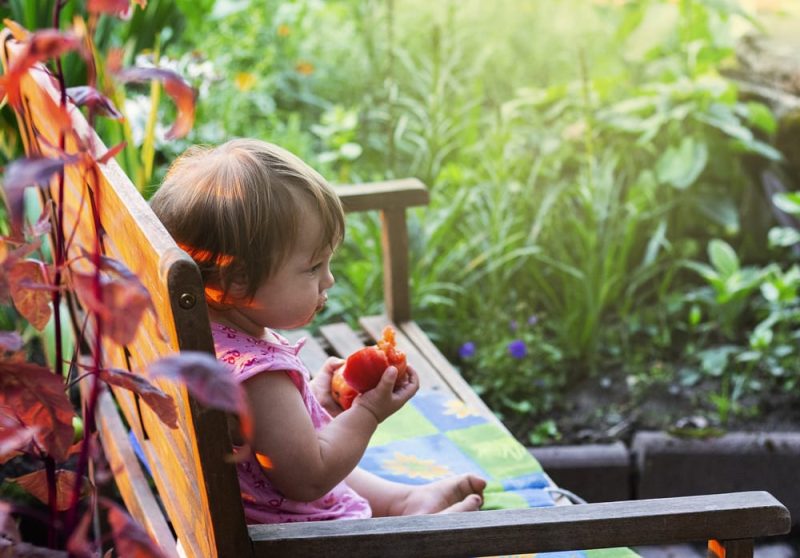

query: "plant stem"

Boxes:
[45, 455, 57, 548]
[51, 0, 69, 382]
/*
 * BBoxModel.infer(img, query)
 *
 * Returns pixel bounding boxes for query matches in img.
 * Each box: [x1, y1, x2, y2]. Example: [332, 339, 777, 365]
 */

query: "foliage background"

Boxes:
[2, 0, 799, 445]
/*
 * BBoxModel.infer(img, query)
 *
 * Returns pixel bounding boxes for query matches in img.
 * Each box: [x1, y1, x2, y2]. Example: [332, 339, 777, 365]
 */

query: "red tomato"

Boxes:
[342, 346, 390, 393]
[330, 326, 408, 409]
[331, 365, 358, 410]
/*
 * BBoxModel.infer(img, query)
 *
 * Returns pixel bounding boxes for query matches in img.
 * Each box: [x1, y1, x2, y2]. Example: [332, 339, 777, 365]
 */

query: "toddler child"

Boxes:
[150, 138, 485, 523]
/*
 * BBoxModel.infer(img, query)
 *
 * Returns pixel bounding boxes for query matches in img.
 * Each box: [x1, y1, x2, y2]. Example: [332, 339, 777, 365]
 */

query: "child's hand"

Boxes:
[353, 365, 419, 423]
[311, 357, 346, 417]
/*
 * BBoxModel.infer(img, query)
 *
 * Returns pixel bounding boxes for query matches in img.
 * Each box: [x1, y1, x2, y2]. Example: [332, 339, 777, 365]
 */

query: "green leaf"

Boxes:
[696, 104, 753, 142]
[656, 137, 708, 189]
[773, 192, 800, 216]
[339, 142, 363, 160]
[699, 345, 738, 377]
[743, 101, 777, 135]
[734, 138, 783, 162]
[708, 239, 739, 277]
[768, 227, 800, 248]
[694, 194, 739, 234]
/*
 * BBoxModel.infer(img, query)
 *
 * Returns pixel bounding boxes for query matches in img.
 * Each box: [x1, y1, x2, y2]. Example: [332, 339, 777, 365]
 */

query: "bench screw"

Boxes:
[179, 293, 196, 309]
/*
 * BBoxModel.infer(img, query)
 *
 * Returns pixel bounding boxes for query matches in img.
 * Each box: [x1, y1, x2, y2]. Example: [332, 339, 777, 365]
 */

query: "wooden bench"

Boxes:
[2, 29, 791, 558]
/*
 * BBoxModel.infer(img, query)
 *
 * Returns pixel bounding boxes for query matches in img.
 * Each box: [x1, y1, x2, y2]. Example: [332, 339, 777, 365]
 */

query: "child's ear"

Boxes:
[206, 266, 248, 305]
[224, 266, 250, 299]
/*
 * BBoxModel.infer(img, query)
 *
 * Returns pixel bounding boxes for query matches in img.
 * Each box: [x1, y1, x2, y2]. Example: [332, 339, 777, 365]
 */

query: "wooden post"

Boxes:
[380, 207, 411, 323]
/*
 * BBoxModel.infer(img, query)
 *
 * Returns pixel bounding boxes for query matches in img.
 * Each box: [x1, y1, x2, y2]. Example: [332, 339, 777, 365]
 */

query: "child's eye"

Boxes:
[309, 263, 322, 273]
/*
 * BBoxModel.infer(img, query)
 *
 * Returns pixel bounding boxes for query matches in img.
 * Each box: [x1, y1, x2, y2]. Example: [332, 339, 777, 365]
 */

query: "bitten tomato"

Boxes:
[376, 326, 407, 377]
[330, 326, 408, 409]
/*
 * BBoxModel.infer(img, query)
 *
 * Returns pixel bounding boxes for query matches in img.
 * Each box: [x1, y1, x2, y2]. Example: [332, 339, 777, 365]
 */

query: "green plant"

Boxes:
[685, 236, 799, 424]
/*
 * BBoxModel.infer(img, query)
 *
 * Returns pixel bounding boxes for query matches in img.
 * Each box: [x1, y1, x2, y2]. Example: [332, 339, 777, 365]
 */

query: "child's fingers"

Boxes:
[322, 356, 345, 373]
[403, 366, 419, 388]
[378, 366, 398, 390]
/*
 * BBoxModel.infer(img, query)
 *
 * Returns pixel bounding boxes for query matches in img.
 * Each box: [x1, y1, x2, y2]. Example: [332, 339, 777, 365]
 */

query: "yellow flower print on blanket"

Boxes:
[382, 452, 452, 480]
[443, 399, 482, 419]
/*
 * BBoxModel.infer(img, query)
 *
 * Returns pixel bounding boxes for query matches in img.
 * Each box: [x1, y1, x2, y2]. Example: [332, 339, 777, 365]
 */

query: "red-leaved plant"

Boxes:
[0, 1, 248, 555]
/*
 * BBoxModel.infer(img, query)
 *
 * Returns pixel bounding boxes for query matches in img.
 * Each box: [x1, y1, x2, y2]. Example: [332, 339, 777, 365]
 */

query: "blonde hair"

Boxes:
[150, 138, 344, 299]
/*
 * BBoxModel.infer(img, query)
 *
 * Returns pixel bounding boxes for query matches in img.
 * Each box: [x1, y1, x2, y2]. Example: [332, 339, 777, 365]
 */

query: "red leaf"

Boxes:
[0, 501, 21, 547]
[1, 28, 84, 111]
[24, 29, 82, 64]
[4, 542, 69, 557]
[31, 201, 53, 237]
[106, 48, 124, 73]
[3, 19, 30, 41]
[66, 511, 95, 558]
[66, 86, 124, 120]
[71, 269, 151, 346]
[0, 412, 38, 462]
[2, 157, 64, 235]
[147, 352, 252, 437]
[87, 0, 131, 16]
[116, 67, 196, 139]
[8, 260, 52, 331]
[0, 361, 74, 461]
[0, 331, 24, 353]
[0, 238, 43, 304]
[104, 500, 169, 558]
[10, 469, 84, 511]
[97, 142, 127, 165]
[98, 368, 177, 428]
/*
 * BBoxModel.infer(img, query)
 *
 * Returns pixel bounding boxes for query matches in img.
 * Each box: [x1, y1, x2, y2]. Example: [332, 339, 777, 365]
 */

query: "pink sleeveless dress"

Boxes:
[211, 323, 372, 524]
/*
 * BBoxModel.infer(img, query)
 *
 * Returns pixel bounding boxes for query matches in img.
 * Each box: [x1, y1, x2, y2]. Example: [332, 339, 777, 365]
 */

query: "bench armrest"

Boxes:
[333, 178, 429, 213]
[333, 178, 429, 322]
[249, 491, 790, 558]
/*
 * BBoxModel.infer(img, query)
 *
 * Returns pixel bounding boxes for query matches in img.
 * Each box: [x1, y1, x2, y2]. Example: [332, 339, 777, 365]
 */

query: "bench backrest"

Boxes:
[1, 30, 428, 558]
[2, 33, 253, 557]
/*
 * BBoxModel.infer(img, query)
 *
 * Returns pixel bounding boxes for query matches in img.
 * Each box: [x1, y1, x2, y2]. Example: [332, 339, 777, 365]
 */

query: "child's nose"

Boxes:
[322, 267, 335, 289]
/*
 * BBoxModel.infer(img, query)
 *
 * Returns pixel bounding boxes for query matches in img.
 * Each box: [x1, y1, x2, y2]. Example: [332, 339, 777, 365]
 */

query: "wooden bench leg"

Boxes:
[708, 538, 754, 558]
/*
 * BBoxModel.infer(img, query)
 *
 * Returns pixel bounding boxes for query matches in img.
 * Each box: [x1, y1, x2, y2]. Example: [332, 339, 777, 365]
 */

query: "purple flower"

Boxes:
[508, 339, 527, 359]
[458, 341, 476, 359]
[509, 320, 518, 332]
[528, 314, 539, 326]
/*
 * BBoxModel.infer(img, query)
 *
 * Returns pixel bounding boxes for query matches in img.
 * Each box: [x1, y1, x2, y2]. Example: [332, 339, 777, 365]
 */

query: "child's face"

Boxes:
[235, 210, 335, 332]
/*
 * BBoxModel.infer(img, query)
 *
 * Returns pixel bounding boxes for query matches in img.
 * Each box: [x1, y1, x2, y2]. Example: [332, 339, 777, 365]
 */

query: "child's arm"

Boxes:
[244, 366, 419, 502]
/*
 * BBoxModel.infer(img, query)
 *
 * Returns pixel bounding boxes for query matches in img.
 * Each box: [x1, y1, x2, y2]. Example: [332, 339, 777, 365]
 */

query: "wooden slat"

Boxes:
[399, 320, 497, 421]
[359, 315, 450, 393]
[333, 179, 429, 213]
[319, 322, 366, 357]
[87, 383, 179, 557]
[249, 492, 790, 558]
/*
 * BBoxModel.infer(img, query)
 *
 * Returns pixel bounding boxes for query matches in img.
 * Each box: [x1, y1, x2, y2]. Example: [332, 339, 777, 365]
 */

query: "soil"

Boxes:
[507, 374, 800, 447]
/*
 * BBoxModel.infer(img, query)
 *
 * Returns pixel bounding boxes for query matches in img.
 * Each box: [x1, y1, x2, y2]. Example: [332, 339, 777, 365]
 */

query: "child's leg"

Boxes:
[347, 467, 486, 517]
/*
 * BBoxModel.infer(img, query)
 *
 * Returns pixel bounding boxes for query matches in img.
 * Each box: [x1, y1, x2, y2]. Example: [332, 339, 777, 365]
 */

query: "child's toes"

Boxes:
[438, 494, 482, 513]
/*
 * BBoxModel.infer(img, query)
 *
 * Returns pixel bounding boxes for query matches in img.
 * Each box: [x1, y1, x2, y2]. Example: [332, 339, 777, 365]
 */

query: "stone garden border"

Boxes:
[529, 432, 800, 528]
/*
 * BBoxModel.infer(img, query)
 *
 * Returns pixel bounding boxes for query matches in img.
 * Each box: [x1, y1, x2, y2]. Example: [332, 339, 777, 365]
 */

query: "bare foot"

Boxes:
[396, 474, 486, 515]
